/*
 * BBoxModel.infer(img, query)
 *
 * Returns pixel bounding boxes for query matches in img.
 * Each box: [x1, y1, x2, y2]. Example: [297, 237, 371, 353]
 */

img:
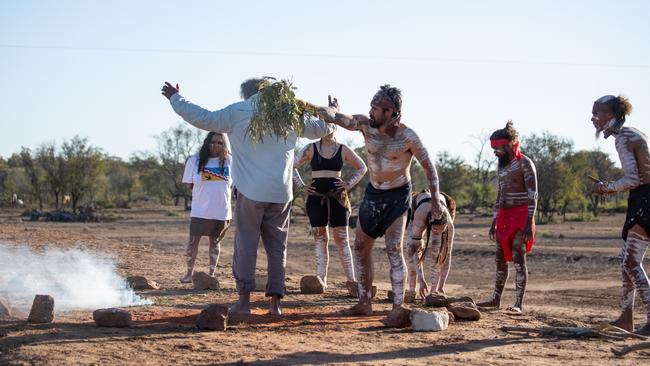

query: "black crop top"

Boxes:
[310, 143, 344, 172]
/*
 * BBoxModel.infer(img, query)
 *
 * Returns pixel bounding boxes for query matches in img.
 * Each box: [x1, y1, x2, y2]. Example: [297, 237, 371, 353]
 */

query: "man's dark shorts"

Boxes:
[359, 183, 411, 239]
[623, 183, 650, 241]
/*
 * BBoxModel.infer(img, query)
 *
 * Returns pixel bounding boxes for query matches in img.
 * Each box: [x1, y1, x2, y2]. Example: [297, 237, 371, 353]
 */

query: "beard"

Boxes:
[498, 152, 512, 169]
[369, 117, 382, 128]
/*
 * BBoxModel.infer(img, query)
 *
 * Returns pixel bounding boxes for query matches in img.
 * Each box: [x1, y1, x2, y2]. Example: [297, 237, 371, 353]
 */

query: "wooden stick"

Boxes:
[612, 342, 650, 357]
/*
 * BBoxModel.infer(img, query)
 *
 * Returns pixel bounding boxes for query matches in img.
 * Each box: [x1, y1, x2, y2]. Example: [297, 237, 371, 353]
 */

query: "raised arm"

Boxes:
[162, 82, 239, 133]
[304, 96, 369, 132]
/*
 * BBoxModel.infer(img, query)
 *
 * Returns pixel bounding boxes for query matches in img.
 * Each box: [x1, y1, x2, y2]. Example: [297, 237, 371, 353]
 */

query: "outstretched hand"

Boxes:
[328, 95, 339, 111]
[161, 82, 179, 100]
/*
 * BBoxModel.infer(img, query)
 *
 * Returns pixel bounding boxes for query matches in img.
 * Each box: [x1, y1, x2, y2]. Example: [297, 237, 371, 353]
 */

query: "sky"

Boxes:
[1, 0, 649, 167]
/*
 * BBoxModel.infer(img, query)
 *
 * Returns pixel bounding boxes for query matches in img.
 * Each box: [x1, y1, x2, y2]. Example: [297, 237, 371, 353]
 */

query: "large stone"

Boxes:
[424, 293, 449, 307]
[447, 301, 481, 321]
[300, 275, 325, 294]
[126, 276, 160, 290]
[196, 304, 228, 331]
[27, 295, 55, 323]
[93, 308, 132, 328]
[410, 308, 449, 331]
[381, 307, 412, 328]
[0, 295, 11, 318]
[192, 272, 220, 290]
[424, 293, 475, 307]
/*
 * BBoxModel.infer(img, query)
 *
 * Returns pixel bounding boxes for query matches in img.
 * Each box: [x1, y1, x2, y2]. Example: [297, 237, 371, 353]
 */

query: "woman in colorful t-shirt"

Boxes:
[180, 132, 232, 283]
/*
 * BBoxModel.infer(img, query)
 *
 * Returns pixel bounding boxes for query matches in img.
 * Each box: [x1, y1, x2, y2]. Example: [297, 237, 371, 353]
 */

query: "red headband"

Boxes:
[490, 139, 521, 160]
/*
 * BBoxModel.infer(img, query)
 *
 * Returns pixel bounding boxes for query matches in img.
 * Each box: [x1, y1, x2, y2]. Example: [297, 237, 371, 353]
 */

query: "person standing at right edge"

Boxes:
[589, 95, 650, 335]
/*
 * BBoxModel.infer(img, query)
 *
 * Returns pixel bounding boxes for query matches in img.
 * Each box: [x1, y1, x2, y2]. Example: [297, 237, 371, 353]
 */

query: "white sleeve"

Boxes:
[170, 93, 239, 133]
[182, 156, 196, 184]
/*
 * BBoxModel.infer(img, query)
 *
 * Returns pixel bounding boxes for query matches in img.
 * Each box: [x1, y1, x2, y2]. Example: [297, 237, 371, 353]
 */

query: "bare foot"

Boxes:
[179, 273, 192, 283]
[381, 306, 411, 328]
[506, 305, 522, 314]
[609, 312, 634, 332]
[269, 295, 282, 316]
[634, 323, 650, 336]
[229, 296, 251, 315]
[339, 301, 372, 316]
[476, 298, 500, 308]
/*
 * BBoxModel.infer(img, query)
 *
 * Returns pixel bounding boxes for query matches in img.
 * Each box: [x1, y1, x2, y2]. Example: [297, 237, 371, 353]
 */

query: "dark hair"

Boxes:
[600, 95, 633, 121]
[490, 120, 519, 141]
[378, 84, 402, 112]
[240, 77, 268, 99]
[198, 132, 228, 173]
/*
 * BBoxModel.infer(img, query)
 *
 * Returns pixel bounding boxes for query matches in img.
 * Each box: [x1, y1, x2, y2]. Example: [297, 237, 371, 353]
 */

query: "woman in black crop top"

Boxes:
[294, 128, 367, 291]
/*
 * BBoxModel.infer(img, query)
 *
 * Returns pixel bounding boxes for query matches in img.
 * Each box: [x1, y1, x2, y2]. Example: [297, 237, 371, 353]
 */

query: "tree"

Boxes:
[61, 136, 104, 212]
[18, 147, 45, 210]
[155, 123, 203, 210]
[435, 151, 474, 206]
[36, 142, 67, 210]
[522, 132, 574, 221]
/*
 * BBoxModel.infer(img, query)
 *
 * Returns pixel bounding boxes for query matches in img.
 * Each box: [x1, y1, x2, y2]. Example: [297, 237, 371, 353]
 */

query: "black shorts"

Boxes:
[623, 183, 650, 241]
[190, 217, 229, 237]
[359, 183, 411, 239]
[306, 178, 349, 228]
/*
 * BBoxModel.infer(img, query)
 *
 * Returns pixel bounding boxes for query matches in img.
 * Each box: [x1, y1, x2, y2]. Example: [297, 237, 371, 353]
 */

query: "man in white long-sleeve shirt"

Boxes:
[162, 79, 334, 315]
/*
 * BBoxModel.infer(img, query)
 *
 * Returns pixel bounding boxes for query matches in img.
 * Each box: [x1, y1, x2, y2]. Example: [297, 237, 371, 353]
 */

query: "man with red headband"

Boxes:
[477, 121, 537, 314]
[308, 85, 444, 327]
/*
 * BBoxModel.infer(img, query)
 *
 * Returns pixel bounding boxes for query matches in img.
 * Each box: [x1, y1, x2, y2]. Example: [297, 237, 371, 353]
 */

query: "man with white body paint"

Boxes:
[309, 85, 444, 327]
[589, 95, 650, 335]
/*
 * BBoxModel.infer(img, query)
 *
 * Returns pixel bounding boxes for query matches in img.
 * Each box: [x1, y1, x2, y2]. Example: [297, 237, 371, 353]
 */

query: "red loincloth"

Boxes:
[496, 204, 535, 262]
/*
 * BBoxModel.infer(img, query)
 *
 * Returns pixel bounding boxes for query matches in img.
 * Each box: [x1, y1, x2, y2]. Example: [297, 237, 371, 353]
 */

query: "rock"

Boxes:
[424, 293, 449, 307]
[404, 290, 416, 304]
[424, 293, 474, 307]
[192, 272, 220, 290]
[196, 304, 228, 331]
[410, 308, 449, 331]
[345, 281, 358, 298]
[381, 307, 411, 328]
[93, 308, 131, 327]
[27, 295, 55, 323]
[300, 275, 325, 294]
[126, 276, 160, 290]
[448, 296, 475, 305]
[447, 301, 481, 321]
[254, 274, 267, 292]
[348, 284, 377, 299]
[0, 295, 11, 318]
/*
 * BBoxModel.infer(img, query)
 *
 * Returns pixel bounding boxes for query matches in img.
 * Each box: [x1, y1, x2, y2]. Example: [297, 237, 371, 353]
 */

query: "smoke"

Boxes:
[0, 243, 151, 311]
